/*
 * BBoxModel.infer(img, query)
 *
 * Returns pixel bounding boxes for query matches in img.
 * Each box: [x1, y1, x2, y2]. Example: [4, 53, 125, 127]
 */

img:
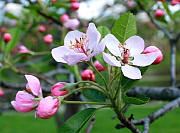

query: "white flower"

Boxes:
[102, 34, 158, 79]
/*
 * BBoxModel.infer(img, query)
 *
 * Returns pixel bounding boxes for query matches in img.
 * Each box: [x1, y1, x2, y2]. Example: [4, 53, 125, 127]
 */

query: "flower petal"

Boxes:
[86, 40, 105, 61]
[64, 30, 85, 46]
[51, 46, 72, 63]
[103, 52, 121, 67]
[63, 52, 87, 66]
[102, 34, 121, 57]
[132, 52, 158, 67]
[121, 65, 142, 79]
[15, 91, 35, 105]
[86, 23, 101, 51]
[64, 19, 80, 30]
[125, 36, 144, 56]
[11, 101, 34, 113]
[25, 75, 42, 97]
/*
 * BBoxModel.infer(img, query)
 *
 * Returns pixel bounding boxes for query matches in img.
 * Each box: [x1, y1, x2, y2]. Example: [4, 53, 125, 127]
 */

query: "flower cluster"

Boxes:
[11, 75, 67, 119]
[52, 23, 162, 79]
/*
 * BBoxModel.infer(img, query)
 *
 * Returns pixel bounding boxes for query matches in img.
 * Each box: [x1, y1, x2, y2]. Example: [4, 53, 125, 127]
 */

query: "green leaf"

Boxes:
[59, 108, 96, 133]
[5, 28, 21, 55]
[121, 67, 148, 90]
[173, 10, 180, 21]
[123, 93, 149, 105]
[82, 89, 106, 102]
[97, 26, 111, 39]
[5, 13, 19, 20]
[112, 12, 137, 43]
[95, 71, 109, 86]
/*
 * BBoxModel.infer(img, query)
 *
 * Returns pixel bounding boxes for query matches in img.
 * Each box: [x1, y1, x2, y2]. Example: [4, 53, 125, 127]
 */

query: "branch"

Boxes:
[127, 86, 180, 100]
[136, 1, 173, 40]
[118, 97, 180, 133]
[27, 0, 62, 26]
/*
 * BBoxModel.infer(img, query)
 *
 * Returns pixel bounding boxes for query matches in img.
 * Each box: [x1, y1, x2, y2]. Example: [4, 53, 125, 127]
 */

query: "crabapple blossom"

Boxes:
[64, 18, 80, 30]
[11, 75, 42, 112]
[51, 82, 68, 96]
[3, 33, 12, 43]
[38, 25, 46, 33]
[71, 2, 80, 11]
[52, 23, 105, 65]
[102, 34, 158, 79]
[94, 61, 106, 71]
[44, 34, 53, 44]
[36, 96, 59, 119]
[81, 69, 95, 81]
[144, 46, 163, 65]
[0, 89, 4, 96]
[60, 14, 69, 23]
[155, 9, 164, 18]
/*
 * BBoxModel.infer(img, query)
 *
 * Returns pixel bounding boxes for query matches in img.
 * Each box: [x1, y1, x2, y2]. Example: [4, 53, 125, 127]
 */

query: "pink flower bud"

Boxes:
[60, 14, 69, 23]
[17, 45, 30, 54]
[155, 9, 164, 18]
[1, 27, 7, 33]
[70, 0, 77, 2]
[11, 91, 37, 112]
[81, 69, 95, 82]
[171, 0, 179, 5]
[94, 61, 106, 71]
[126, 1, 135, 8]
[51, 0, 56, 3]
[44, 34, 53, 44]
[0, 89, 4, 96]
[143, 46, 163, 65]
[71, 2, 80, 11]
[38, 25, 46, 33]
[51, 82, 68, 96]
[3, 33, 12, 43]
[36, 96, 59, 119]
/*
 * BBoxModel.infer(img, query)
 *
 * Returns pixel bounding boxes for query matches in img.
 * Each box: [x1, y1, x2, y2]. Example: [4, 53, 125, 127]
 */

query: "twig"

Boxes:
[170, 40, 176, 87]
[27, 0, 62, 26]
[118, 97, 180, 133]
[136, 1, 173, 40]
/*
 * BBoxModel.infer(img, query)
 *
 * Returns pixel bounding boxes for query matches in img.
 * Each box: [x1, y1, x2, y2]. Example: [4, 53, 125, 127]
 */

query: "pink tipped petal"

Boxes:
[103, 52, 121, 67]
[132, 53, 158, 67]
[102, 34, 121, 57]
[15, 91, 35, 105]
[51, 46, 72, 63]
[86, 23, 101, 51]
[63, 52, 87, 66]
[11, 101, 34, 112]
[121, 65, 142, 79]
[125, 36, 145, 56]
[25, 75, 42, 97]
[64, 30, 85, 46]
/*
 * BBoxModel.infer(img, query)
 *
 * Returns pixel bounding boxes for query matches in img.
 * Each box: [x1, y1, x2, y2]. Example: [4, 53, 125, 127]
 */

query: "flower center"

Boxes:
[69, 34, 89, 56]
[118, 43, 133, 65]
